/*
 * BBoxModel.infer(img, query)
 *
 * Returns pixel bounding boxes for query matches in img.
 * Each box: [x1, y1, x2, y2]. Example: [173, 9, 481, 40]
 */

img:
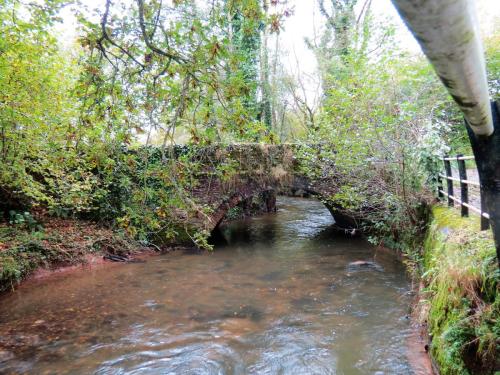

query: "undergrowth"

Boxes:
[419, 205, 499, 374]
[0, 220, 135, 293]
[0, 240, 67, 293]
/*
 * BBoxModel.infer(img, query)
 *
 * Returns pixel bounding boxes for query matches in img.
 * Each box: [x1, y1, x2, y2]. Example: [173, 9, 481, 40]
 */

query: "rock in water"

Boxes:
[347, 261, 384, 273]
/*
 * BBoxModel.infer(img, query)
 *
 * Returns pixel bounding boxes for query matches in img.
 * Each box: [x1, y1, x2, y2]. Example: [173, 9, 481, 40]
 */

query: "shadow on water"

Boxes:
[0, 196, 419, 374]
[207, 225, 229, 247]
[210, 219, 280, 248]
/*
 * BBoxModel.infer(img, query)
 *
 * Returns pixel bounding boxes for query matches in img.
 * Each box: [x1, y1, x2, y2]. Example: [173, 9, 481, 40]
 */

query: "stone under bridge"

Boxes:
[164, 144, 358, 237]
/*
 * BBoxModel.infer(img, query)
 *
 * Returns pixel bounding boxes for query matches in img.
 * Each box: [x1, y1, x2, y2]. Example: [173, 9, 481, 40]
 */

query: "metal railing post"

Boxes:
[465, 102, 499, 266]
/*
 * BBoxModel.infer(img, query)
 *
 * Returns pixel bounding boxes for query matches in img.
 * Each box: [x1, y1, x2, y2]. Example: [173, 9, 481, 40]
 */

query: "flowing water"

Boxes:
[0, 197, 422, 374]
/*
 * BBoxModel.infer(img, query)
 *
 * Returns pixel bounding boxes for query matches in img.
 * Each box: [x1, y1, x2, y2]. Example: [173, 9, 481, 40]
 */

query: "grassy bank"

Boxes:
[416, 206, 499, 374]
[0, 215, 145, 293]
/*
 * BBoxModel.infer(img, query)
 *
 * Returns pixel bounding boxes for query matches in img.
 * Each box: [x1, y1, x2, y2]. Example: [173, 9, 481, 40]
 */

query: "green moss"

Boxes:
[421, 205, 499, 374]
[431, 205, 481, 230]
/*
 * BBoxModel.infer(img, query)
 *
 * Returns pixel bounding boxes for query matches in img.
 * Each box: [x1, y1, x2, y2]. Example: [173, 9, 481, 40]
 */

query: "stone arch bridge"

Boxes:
[161, 144, 358, 237]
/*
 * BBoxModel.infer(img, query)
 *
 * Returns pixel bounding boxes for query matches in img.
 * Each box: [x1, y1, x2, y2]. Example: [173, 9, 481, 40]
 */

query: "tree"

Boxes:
[308, 0, 373, 93]
[78, 0, 271, 148]
[225, 0, 262, 120]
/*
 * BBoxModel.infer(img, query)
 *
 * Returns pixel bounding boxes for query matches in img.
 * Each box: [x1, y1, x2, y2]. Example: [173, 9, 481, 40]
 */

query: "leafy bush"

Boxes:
[8, 211, 43, 232]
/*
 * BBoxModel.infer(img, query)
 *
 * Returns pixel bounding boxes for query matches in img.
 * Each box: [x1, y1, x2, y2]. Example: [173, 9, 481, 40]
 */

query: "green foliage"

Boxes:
[77, 0, 272, 147]
[0, 0, 499, 274]
[0, 0, 108, 216]
[298, 13, 500, 255]
[8, 211, 43, 232]
[0, 0, 277, 250]
[88, 146, 267, 249]
[226, 206, 244, 220]
[225, 0, 262, 118]
[297, 19, 443, 249]
[485, 31, 500, 101]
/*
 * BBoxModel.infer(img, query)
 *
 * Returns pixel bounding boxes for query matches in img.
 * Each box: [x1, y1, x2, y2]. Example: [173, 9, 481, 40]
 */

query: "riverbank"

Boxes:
[0, 214, 160, 294]
[413, 205, 499, 374]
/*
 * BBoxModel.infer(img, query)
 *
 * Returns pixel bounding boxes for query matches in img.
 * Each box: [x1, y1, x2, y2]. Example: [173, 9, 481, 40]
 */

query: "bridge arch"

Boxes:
[153, 143, 362, 242]
[207, 178, 358, 235]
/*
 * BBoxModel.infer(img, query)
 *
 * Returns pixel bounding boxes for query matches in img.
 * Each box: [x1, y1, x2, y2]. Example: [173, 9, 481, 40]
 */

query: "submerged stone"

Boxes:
[221, 305, 264, 322]
[346, 261, 384, 272]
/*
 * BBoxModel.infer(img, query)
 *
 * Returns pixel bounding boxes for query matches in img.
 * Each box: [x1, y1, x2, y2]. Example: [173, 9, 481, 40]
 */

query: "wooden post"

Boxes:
[444, 157, 454, 207]
[457, 154, 468, 217]
[437, 173, 444, 200]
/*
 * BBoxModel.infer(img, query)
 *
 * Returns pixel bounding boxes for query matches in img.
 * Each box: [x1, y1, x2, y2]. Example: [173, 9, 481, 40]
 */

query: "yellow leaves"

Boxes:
[117, 215, 131, 230]
[268, 14, 282, 34]
[241, 0, 262, 20]
[156, 208, 167, 219]
[209, 41, 221, 60]
[87, 159, 98, 169]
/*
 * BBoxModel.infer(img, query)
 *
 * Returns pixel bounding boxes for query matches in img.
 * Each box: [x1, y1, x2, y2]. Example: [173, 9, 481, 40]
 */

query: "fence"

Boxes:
[437, 154, 490, 230]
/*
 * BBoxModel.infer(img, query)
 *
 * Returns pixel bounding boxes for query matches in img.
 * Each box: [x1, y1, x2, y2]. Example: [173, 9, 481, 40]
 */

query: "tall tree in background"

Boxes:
[226, 0, 291, 134]
[78, 0, 271, 145]
[319, 0, 358, 58]
[260, 0, 272, 130]
[308, 0, 372, 92]
[226, 0, 262, 121]
[260, 0, 293, 133]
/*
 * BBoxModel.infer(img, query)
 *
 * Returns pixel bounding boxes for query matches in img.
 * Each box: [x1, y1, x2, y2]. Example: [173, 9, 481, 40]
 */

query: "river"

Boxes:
[0, 197, 426, 374]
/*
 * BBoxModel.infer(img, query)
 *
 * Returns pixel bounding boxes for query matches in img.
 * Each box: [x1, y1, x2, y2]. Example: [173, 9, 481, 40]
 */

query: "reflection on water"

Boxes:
[0, 197, 416, 374]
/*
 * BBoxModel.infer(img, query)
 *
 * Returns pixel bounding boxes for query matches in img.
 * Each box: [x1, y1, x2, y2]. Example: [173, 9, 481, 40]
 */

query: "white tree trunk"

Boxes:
[391, 0, 493, 136]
